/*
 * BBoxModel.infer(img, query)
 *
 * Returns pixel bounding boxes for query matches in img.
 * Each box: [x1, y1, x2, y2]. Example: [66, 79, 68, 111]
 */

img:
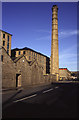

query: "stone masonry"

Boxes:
[50, 5, 59, 80]
[1, 47, 16, 88]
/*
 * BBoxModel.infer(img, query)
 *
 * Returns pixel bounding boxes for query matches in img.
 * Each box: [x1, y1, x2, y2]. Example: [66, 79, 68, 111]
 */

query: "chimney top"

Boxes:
[52, 5, 58, 11]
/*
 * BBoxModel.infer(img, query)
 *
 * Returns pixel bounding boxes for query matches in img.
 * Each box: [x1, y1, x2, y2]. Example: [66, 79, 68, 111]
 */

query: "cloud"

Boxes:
[33, 29, 51, 41]
[34, 29, 51, 33]
[34, 29, 79, 41]
[60, 44, 77, 55]
[36, 35, 50, 40]
[59, 53, 77, 60]
[59, 30, 79, 39]
[59, 44, 77, 71]
[59, 44, 77, 59]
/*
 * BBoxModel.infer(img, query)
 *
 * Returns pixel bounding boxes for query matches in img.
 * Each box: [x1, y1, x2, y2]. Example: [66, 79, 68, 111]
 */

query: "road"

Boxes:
[2, 82, 79, 119]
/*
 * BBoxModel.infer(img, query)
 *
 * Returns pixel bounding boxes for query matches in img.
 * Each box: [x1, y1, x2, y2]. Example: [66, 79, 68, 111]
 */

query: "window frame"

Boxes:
[3, 41, 5, 46]
[3, 33, 5, 38]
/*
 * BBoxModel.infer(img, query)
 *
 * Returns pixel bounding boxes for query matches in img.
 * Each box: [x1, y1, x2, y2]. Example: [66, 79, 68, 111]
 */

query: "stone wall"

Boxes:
[14, 55, 32, 87]
[11, 48, 49, 75]
[30, 61, 44, 85]
[2, 48, 57, 88]
[1, 48, 16, 88]
[14, 56, 44, 87]
[43, 74, 56, 83]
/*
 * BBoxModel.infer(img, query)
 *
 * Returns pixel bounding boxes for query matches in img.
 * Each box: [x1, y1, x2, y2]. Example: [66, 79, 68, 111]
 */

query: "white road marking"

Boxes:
[43, 88, 53, 93]
[55, 86, 59, 89]
[13, 94, 37, 103]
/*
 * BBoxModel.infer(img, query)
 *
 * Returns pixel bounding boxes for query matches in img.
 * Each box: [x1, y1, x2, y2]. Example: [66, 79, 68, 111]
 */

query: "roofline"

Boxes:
[11, 47, 50, 58]
[0, 29, 12, 36]
[59, 68, 71, 73]
[59, 68, 67, 69]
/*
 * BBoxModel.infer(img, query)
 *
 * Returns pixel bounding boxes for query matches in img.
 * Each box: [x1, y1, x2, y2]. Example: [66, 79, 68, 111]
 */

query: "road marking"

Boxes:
[55, 86, 59, 89]
[43, 88, 53, 93]
[13, 94, 37, 103]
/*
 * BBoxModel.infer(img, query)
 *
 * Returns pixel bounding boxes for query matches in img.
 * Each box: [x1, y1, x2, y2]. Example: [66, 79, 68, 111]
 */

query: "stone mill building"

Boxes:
[0, 5, 71, 88]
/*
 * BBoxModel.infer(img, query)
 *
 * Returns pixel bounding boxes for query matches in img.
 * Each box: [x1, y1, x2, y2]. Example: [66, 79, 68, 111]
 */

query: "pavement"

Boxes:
[2, 81, 79, 104]
[2, 83, 52, 104]
[2, 82, 79, 119]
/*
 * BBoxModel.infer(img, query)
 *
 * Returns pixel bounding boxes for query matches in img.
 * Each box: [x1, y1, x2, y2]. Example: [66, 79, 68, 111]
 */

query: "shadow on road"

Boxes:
[2, 83, 79, 119]
[2, 100, 78, 119]
[2, 90, 22, 106]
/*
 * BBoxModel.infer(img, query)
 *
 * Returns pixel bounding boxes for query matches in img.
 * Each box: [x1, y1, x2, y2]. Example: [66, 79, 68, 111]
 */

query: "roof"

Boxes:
[13, 54, 42, 68]
[0, 29, 12, 36]
[14, 54, 34, 65]
[59, 68, 67, 70]
[13, 54, 24, 63]
[59, 68, 71, 74]
[11, 47, 49, 58]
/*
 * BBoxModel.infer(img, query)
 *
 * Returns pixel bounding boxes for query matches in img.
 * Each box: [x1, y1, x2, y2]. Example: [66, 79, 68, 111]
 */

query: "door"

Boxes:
[16, 74, 21, 87]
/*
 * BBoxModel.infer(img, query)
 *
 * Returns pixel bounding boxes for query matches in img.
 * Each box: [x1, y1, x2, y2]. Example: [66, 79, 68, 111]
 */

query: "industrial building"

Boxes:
[0, 5, 72, 88]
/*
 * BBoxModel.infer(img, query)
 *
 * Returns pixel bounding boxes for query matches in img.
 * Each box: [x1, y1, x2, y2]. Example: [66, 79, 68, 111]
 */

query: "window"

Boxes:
[7, 50, 9, 54]
[23, 51, 25, 54]
[7, 43, 9, 49]
[15, 51, 16, 55]
[3, 34, 5, 38]
[7, 35, 9, 51]
[7, 35, 9, 41]
[3, 41, 5, 46]
[19, 51, 20, 55]
[1, 55, 3, 62]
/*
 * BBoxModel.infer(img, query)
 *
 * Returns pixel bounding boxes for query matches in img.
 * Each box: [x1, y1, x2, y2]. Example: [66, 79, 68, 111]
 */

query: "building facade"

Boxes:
[11, 47, 50, 75]
[1, 47, 46, 88]
[1, 47, 16, 88]
[59, 68, 71, 80]
[14, 55, 44, 87]
[0, 30, 12, 56]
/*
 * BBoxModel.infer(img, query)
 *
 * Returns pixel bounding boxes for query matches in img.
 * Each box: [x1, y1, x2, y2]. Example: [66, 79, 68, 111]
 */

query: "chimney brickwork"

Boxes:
[50, 5, 59, 80]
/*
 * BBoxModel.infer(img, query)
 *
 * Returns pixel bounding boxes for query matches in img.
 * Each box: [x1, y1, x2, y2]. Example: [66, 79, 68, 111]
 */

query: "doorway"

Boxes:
[16, 74, 21, 87]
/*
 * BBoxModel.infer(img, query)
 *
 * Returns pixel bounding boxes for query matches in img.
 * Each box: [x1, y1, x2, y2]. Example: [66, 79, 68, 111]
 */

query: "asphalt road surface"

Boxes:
[2, 83, 79, 119]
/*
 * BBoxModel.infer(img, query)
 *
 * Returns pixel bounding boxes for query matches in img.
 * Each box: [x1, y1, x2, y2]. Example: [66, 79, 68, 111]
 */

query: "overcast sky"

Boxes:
[2, 2, 77, 71]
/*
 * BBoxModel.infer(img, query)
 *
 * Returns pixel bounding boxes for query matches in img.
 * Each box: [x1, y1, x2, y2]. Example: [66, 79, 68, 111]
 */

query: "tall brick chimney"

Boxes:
[50, 5, 59, 81]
